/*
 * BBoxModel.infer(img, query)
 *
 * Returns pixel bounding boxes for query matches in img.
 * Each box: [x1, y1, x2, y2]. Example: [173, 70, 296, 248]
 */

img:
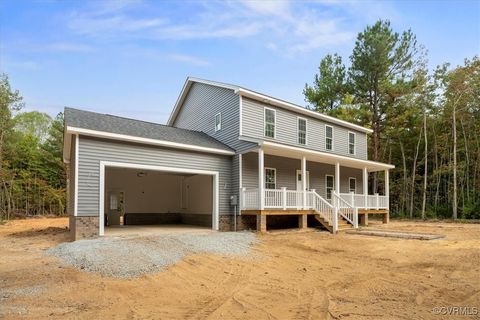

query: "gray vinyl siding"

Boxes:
[340, 167, 363, 194]
[173, 82, 256, 152]
[76, 136, 233, 217]
[68, 137, 76, 216]
[241, 98, 368, 160]
[241, 152, 363, 199]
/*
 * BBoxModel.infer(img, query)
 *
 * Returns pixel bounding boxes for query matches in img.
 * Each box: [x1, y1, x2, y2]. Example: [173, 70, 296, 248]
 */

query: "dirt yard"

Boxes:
[0, 218, 479, 319]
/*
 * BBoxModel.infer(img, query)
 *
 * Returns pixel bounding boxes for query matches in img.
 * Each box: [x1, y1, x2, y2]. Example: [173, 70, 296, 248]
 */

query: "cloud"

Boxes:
[5, 40, 94, 54]
[167, 54, 210, 66]
[45, 42, 94, 53]
[62, 0, 395, 54]
[2, 58, 43, 71]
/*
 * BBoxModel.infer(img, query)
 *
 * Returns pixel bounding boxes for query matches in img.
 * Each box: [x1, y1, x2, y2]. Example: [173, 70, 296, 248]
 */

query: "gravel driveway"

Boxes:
[45, 231, 258, 278]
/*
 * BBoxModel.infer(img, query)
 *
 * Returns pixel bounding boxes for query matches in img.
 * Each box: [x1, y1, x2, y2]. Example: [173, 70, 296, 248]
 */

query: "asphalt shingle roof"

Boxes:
[64, 107, 233, 152]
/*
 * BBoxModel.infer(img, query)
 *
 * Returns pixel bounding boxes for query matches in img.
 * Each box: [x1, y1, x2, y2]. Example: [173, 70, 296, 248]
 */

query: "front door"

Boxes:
[296, 170, 310, 191]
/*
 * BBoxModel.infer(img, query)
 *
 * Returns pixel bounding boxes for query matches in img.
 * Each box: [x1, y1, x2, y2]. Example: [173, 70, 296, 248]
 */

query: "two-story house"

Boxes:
[63, 77, 394, 240]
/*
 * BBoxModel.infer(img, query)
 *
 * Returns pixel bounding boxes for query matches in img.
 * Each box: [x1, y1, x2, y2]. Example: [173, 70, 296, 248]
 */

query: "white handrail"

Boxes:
[332, 191, 357, 227]
[310, 191, 337, 232]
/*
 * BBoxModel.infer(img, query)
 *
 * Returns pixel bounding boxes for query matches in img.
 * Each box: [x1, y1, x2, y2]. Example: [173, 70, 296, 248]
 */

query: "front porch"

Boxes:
[238, 145, 392, 233]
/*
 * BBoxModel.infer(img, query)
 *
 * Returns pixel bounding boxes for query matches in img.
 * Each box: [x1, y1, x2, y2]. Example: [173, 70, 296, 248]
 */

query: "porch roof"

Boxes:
[255, 141, 394, 172]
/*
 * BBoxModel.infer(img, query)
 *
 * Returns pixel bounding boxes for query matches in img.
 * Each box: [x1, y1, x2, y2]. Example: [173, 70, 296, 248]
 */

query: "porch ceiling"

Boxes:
[259, 141, 394, 172]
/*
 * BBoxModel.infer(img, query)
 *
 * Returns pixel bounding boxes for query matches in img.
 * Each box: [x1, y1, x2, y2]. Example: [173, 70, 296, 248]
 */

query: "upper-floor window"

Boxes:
[325, 125, 333, 151]
[215, 113, 222, 132]
[297, 117, 307, 145]
[265, 168, 276, 189]
[349, 177, 356, 193]
[264, 108, 276, 138]
[348, 132, 356, 155]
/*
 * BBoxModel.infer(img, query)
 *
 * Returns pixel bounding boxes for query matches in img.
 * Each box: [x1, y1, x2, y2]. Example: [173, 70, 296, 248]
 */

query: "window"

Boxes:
[215, 113, 222, 132]
[264, 108, 276, 138]
[297, 118, 307, 145]
[348, 132, 356, 155]
[325, 175, 334, 200]
[109, 193, 118, 210]
[325, 125, 333, 151]
[349, 178, 356, 193]
[265, 168, 276, 189]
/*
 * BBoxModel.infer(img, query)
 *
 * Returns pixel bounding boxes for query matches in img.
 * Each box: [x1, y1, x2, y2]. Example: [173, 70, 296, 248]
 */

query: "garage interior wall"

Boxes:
[105, 168, 212, 226]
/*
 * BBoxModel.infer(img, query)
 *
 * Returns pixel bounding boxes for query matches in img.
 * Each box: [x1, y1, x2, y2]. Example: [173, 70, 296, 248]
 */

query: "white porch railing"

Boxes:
[241, 188, 259, 210]
[339, 192, 389, 210]
[240, 188, 361, 233]
[309, 191, 337, 232]
[332, 192, 358, 228]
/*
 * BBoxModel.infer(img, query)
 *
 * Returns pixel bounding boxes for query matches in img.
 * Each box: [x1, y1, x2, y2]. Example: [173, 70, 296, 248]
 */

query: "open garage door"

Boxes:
[99, 162, 219, 236]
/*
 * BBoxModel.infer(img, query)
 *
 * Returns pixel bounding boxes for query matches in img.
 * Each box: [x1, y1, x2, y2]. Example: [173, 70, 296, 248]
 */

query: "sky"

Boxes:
[1, 0, 479, 124]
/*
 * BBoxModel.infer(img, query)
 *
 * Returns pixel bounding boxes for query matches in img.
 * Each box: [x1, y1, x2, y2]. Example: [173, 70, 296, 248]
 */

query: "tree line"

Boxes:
[304, 20, 479, 219]
[0, 74, 66, 219]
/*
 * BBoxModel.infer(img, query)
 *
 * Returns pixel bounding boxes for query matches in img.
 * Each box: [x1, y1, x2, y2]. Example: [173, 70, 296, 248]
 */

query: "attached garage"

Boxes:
[63, 108, 235, 240]
[101, 164, 218, 235]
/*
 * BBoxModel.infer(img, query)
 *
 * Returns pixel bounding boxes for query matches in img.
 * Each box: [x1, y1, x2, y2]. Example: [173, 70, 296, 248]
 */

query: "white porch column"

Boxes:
[363, 167, 368, 208]
[302, 156, 307, 209]
[335, 162, 340, 195]
[385, 169, 390, 209]
[258, 148, 264, 210]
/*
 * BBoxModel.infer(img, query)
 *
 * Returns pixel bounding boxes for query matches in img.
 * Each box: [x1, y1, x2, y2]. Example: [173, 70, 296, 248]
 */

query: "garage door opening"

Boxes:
[99, 162, 219, 236]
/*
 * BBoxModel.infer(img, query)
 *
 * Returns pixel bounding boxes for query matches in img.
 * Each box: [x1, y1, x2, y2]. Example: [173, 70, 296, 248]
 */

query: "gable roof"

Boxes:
[167, 77, 373, 134]
[64, 107, 234, 156]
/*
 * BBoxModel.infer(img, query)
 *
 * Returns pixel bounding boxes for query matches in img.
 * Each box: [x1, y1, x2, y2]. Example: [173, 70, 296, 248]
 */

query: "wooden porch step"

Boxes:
[313, 214, 333, 233]
[314, 213, 354, 233]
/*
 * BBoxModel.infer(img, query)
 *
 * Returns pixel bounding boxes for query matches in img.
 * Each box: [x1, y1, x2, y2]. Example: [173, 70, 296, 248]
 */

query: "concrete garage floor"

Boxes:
[104, 224, 212, 237]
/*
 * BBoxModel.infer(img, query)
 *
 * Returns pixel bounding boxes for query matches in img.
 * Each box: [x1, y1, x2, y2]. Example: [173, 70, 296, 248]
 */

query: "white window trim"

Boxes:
[264, 107, 276, 139]
[349, 177, 357, 193]
[297, 117, 308, 145]
[325, 174, 334, 199]
[325, 125, 334, 152]
[264, 167, 277, 189]
[215, 112, 222, 132]
[348, 131, 356, 155]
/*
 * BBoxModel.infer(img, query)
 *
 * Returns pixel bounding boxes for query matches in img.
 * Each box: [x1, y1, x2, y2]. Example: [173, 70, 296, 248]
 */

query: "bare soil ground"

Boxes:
[0, 218, 479, 319]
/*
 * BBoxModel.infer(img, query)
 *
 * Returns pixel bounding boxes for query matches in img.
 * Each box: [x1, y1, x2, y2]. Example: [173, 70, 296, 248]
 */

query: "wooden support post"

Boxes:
[383, 212, 389, 224]
[359, 213, 369, 226]
[256, 214, 267, 232]
[281, 187, 287, 210]
[298, 214, 308, 229]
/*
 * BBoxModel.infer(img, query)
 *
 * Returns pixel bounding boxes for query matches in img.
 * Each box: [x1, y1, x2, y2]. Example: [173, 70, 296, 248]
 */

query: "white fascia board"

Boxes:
[66, 126, 235, 155]
[260, 140, 395, 171]
[167, 78, 192, 126]
[234, 88, 373, 134]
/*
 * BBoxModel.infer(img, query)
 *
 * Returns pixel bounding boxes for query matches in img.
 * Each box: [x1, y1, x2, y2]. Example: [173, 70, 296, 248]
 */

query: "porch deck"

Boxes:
[240, 188, 389, 233]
